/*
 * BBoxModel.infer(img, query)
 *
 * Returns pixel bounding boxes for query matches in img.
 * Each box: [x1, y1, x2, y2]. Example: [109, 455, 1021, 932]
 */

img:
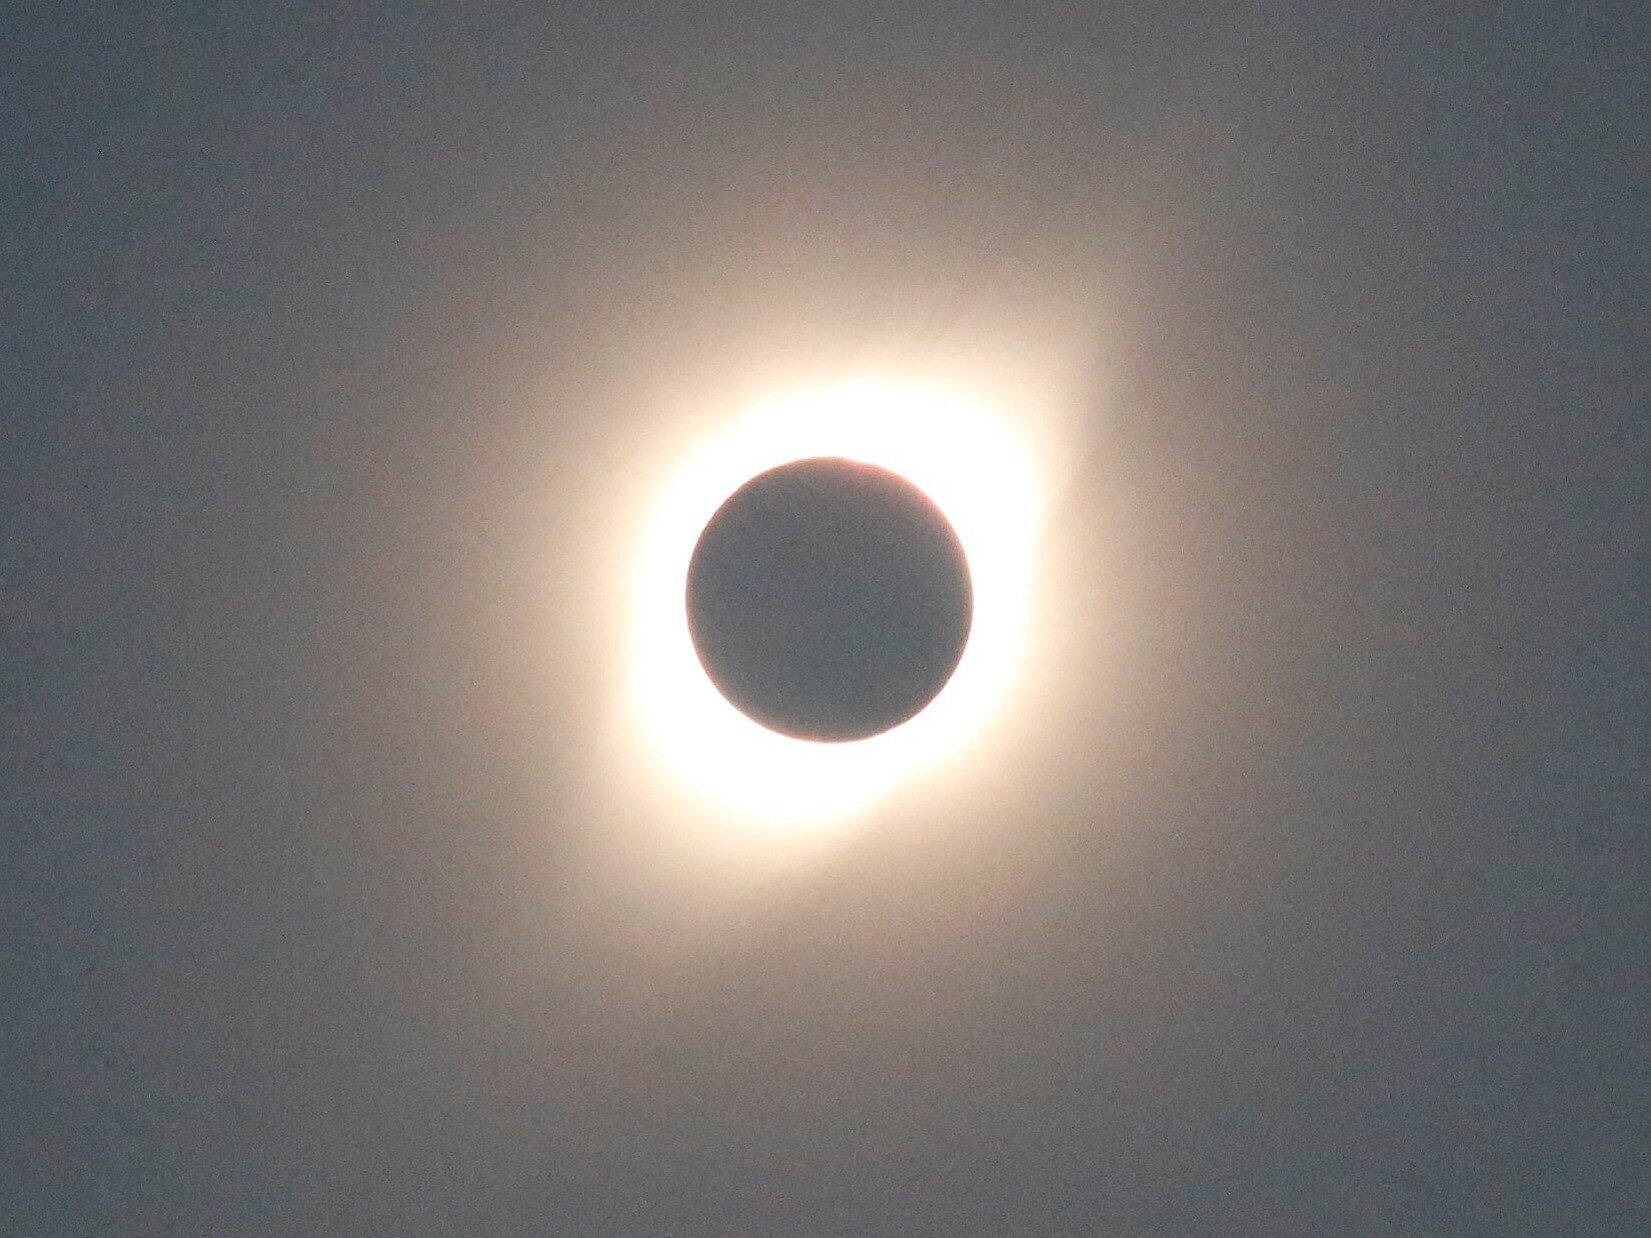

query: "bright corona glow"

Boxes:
[630, 380, 1041, 828]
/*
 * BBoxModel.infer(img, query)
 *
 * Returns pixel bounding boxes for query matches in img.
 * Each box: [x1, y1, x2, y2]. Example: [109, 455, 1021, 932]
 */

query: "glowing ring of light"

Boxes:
[630, 380, 1040, 828]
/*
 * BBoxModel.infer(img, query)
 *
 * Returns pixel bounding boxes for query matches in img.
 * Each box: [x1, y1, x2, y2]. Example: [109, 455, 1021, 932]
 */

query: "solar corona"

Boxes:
[629, 381, 1041, 827]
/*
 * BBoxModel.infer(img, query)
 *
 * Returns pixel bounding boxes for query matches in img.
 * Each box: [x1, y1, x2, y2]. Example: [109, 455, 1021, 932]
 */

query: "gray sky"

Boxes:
[5, 3, 1647, 1233]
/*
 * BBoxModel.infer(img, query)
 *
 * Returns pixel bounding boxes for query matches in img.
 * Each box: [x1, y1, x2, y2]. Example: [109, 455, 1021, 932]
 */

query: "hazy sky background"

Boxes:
[6, 3, 1648, 1233]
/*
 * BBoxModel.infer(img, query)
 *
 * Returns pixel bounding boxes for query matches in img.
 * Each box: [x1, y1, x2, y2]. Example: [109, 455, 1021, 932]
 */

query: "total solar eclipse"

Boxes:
[685, 457, 973, 742]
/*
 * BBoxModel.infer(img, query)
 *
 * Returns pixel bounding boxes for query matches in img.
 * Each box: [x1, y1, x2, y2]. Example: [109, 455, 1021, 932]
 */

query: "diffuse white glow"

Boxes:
[629, 380, 1042, 828]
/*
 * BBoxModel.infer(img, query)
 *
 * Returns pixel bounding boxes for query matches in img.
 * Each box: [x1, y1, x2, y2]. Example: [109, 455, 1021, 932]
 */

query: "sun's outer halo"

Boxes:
[629, 380, 1041, 829]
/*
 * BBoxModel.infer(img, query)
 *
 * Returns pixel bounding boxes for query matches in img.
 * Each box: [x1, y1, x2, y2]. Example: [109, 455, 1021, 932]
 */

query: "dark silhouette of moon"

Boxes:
[686, 457, 972, 742]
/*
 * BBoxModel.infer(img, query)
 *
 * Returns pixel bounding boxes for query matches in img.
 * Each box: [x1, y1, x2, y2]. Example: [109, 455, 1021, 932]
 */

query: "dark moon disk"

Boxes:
[685, 457, 973, 742]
